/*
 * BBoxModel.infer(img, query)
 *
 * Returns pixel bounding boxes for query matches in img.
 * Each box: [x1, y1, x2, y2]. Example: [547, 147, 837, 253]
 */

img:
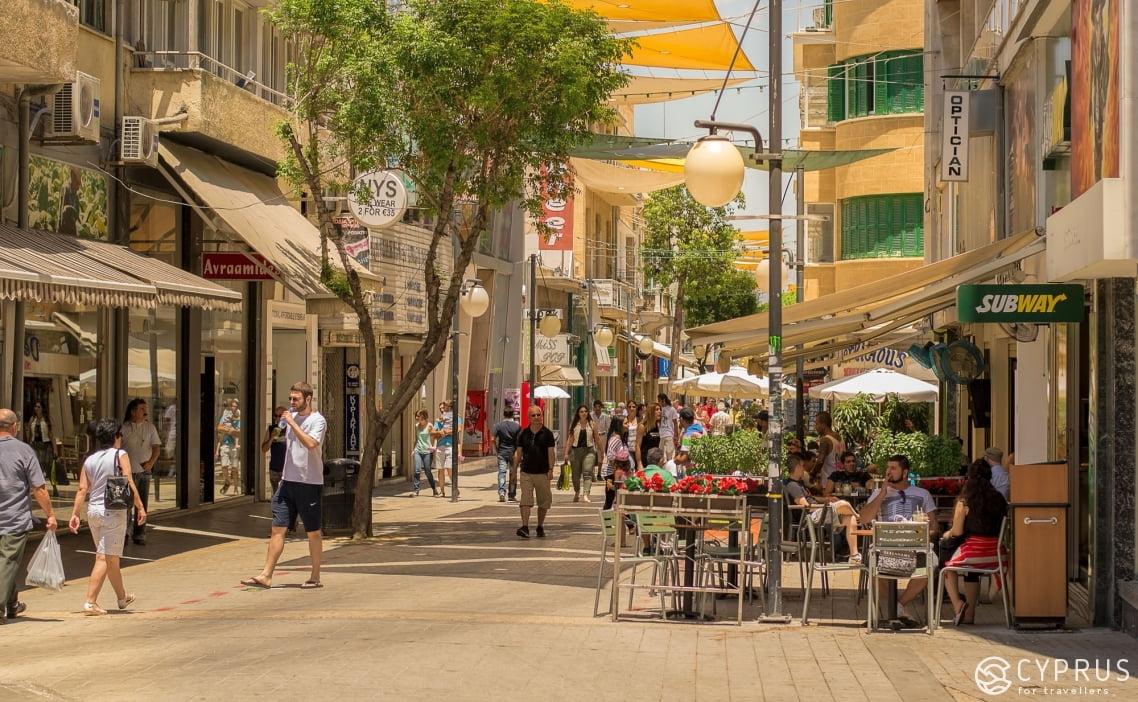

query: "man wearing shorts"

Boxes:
[241, 382, 327, 590]
[514, 405, 555, 539]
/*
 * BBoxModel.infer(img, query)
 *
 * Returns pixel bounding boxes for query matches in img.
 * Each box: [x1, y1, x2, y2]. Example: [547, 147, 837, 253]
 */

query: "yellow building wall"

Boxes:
[833, 0, 924, 63]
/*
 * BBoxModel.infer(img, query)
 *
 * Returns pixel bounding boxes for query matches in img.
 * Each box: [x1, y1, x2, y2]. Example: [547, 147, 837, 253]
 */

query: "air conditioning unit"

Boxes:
[121, 116, 159, 167]
[50, 72, 101, 143]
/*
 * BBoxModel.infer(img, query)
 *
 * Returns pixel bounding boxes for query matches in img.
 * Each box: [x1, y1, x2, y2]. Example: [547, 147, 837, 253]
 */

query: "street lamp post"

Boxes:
[451, 278, 490, 504]
[681, 0, 788, 623]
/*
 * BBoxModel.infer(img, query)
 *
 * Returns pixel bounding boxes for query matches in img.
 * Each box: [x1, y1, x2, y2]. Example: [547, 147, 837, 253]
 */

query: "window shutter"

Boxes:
[854, 62, 870, 116]
[874, 54, 891, 115]
[846, 62, 859, 119]
[827, 64, 845, 123]
[902, 195, 924, 256]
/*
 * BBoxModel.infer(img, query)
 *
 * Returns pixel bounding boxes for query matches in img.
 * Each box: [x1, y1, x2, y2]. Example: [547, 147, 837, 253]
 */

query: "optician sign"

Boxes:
[957, 284, 1085, 323]
[348, 170, 408, 229]
[941, 90, 970, 182]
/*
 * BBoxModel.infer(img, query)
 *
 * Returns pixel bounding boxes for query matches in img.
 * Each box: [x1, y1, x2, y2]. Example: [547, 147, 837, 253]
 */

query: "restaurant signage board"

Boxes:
[957, 284, 1084, 323]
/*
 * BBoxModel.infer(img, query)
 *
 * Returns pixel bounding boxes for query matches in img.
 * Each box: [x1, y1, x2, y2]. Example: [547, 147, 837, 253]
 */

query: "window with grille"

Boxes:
[840, 194, 924, 259]
[826, 50, 924, 122]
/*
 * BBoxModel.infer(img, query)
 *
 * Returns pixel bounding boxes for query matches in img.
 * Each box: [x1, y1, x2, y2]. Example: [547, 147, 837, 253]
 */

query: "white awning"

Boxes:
[688, 229, 1046, 359]
[0, 224, 241, 310]
[539, 364, 585, 386]
[159, 142, 381, 299]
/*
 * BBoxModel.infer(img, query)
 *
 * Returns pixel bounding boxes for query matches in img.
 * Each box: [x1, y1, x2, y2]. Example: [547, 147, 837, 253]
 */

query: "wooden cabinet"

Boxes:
[1009, 462, 1069, 624]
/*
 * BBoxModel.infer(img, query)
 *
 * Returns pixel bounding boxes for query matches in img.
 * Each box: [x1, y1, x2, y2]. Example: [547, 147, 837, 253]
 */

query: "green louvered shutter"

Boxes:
[827, 64, 845, 122]
[846, 62, 859, 118]
[902, 194, 924, 256]
[873, 54, 891, 115]
[855, 62, 870, 116]
[892, 53, 924, 113]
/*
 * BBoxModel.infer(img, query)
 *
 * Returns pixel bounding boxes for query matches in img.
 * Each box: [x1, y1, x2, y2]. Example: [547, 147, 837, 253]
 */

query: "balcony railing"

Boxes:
[132, 50, 295, 109]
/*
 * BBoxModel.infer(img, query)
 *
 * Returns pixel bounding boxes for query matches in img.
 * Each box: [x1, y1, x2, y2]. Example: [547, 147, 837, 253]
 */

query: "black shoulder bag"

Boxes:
[103, 450, 132, 511]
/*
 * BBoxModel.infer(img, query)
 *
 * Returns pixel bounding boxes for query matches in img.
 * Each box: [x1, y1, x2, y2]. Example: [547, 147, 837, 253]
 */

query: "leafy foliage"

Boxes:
[683, 267, 758, 328]
[881, 394, 931, 433]
[688, 430, 767, 475]
[868, 429, 962, 477]
[267, 0, 632, 537]
[830, 393, 880, 454]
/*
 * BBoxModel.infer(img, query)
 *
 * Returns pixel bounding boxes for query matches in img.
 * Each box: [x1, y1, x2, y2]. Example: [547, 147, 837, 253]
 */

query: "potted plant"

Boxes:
[688, 429, 767, 475]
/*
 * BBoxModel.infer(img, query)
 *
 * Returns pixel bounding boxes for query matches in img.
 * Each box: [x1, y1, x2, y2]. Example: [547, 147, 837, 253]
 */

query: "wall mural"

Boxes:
[1071, 0, 1120, 197]
[27, 155, 108, 239]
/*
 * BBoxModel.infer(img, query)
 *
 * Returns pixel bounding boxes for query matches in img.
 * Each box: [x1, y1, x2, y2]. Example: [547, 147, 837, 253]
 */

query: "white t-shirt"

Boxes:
[663, 459, 678, 478]
[281, 411, 327, 485]
[659, 405, 679, 439]
[119, 420, 160, 473]
[867, 484, 936, 522]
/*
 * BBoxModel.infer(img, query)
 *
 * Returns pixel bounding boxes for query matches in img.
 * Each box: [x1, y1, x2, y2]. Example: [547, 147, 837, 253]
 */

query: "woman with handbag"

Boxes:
[601, 416, 629, 510]
[564, 405, 602, 503]
[941, 459, 1007, 626]
[67, 418, 146, 615]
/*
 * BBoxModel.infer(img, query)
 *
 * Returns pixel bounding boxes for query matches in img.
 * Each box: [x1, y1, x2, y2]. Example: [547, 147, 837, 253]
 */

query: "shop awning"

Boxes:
[0, 224, 241, 310]
[158, 142, 381, 299]
[539, 364, 585, 387]
[688, 229, 1047, 358]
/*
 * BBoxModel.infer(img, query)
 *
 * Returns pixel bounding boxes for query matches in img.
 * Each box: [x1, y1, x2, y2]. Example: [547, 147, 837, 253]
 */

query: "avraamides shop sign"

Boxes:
[957, 284, 1084, 323]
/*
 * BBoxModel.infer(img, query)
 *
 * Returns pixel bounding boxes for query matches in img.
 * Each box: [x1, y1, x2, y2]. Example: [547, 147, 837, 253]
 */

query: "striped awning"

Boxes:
[0, 224, 242, 310]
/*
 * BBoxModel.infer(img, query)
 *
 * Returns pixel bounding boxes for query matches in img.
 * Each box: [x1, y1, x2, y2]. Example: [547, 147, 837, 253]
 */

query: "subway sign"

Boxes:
[957, 284, 1084, 323]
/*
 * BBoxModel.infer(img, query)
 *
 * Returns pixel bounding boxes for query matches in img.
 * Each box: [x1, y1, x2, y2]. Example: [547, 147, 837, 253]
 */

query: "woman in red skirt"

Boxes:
[942, 459, 1008, 625]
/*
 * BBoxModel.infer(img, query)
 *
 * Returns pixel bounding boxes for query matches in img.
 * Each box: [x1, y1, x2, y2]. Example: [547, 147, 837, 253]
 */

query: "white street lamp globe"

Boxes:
[538, 314, 561, 338]
[460, 282, 490, 317]
[754, 257, 792, 294]
[636, 334, 654, 355]
[683, 135, 745, 207]
[594, 325, 614, 348]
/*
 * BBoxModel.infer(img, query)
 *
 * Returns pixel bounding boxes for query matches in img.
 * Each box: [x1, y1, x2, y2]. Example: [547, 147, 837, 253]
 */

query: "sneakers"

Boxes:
[516, 525, 530, 539]
[83, 602, 107, 616]
[848, 553, 862, 564]
[499, 494, 506, 503]
[536, 526, 545, 538]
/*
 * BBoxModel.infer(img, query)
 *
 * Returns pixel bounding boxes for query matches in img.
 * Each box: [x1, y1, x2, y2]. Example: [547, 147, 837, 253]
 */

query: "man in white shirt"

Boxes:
[242, 382, 327, 590]
[120, 399, 161, 545]
[859, 454, 938, 625]
[983, 446, 1010, 500]
[709, 402, 732, 436]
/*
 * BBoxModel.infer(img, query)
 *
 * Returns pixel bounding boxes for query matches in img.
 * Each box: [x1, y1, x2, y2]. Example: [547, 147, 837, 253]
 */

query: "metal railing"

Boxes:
[131, 50, 295, 109]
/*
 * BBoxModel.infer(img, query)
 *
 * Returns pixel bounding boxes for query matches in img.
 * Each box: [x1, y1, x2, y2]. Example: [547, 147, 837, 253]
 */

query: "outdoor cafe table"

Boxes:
[612, 492, 764, 623]
[854, 521, 934, 631]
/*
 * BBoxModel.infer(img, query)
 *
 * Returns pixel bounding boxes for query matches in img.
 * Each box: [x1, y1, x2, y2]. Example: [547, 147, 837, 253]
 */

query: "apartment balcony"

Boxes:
[130, 52, 294, 169]
[638, 288, 674, 332]
[592, 278, 636, 324]
[0, 0, 78, 84]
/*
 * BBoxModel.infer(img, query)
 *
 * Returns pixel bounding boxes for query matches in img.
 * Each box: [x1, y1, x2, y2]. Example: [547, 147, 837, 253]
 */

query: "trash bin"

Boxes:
[323, 458, 360, 534]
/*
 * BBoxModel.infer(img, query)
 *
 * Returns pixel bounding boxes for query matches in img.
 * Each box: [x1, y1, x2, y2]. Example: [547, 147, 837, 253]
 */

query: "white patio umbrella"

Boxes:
[808, 367, 938, 402]
[532, 384, 571, 400]
[670, 366, 769, 398]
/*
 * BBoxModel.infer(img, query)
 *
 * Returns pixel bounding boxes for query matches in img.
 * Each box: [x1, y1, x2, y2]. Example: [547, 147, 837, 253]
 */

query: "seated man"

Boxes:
[640, 447, 676, 490]
[783, 455, 862, 564]
[824, 451, 873, 497]
[858, 454, 938, 625]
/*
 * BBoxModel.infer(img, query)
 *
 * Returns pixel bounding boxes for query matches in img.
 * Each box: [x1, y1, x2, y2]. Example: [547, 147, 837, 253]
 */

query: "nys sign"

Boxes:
[957, 283, 1084, 323]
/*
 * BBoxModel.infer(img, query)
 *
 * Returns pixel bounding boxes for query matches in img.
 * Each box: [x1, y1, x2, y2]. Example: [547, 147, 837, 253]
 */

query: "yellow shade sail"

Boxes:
[569, 157, 686, 194]
[556, 0, 721, 23]
[610, 76, 751, 105]
[623, 23, 755, 71]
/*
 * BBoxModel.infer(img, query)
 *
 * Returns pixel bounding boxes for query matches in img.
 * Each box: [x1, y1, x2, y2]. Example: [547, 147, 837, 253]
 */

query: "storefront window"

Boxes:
[22, 301, 99, 477]
[203, 285, 246, 500]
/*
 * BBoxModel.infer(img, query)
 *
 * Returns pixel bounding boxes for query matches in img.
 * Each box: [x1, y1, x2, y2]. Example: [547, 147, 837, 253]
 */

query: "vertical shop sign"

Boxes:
[345, 363, 361, 458]
[941, 91, 970, 181]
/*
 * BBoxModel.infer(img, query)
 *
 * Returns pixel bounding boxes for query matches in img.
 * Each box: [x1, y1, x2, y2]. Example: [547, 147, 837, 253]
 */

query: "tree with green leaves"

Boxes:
[268, 0, 631, 537]
[683, 267, 758, 329]
[639, 185, 742, 373]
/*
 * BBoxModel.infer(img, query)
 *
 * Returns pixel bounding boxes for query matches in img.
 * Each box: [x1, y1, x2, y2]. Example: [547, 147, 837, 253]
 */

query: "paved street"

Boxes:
[3, 460, 1137, 702]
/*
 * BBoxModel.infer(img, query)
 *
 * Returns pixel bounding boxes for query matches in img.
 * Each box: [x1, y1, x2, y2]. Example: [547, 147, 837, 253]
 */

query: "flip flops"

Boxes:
[301, 580, 323, 589]
[240, 576, 271, 589]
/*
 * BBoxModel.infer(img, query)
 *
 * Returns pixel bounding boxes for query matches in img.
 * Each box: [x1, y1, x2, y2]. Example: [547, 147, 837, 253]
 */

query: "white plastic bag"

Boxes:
[25, 531, 66, 592]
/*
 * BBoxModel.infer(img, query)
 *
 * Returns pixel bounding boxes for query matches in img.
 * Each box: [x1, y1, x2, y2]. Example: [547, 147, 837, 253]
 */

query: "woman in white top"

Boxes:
[625, 401, 640, 472]
[24, 401, 57, 479]
[564, 404, 603, 502]
[68, 418, 146, 615]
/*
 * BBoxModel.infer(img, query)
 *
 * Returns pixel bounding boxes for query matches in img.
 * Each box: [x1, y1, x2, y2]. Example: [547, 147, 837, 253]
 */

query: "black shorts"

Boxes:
[272, 480, 323, 532]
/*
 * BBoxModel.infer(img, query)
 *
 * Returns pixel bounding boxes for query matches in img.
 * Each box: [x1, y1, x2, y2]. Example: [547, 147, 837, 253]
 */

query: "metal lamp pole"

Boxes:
[795, 165, 806, 441]
[529, 253, 537, 405]
[450, 298, 461, 504]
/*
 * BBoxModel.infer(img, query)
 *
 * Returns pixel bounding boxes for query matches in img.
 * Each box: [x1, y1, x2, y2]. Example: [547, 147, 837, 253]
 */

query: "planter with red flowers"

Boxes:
[619, 473, 767, 515]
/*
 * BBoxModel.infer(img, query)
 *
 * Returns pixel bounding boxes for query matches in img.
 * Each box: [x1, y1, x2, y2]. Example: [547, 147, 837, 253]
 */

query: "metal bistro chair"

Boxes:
[696, 507, 765, 623]
[867, 521, 936, 635]
[594, 510, 666, 618]
[634, 514, 686, 613]
[935, 516, 1011, 628]
[801, 504, 868, 625]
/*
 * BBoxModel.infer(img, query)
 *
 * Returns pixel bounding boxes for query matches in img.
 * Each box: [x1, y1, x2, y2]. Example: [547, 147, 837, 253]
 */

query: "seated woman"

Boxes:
[942, 459, 1008, 626]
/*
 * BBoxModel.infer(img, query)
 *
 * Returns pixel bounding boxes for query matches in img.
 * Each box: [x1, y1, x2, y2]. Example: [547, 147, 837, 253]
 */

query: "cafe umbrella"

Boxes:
[808, 367, 938, 403]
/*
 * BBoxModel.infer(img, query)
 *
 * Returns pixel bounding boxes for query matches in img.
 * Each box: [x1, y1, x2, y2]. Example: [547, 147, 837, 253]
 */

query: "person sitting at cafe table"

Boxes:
[858, 454, 939, 624]
[783, 454, 863, 564]
[640, 447, 677, 490]
[824, 451, 873, 497]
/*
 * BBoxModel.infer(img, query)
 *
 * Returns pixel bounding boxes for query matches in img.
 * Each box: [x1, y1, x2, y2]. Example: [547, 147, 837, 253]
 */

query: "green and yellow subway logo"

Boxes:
[973, 292, 1068, 315]
[957, 284, 1084, 323]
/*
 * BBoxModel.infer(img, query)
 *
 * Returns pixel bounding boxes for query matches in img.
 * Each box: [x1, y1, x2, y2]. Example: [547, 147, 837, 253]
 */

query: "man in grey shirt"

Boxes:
[0, 408, 58, 620]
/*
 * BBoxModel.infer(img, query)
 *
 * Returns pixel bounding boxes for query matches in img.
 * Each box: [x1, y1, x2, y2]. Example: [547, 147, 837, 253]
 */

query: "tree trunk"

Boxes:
[668, 273, 686, 394]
